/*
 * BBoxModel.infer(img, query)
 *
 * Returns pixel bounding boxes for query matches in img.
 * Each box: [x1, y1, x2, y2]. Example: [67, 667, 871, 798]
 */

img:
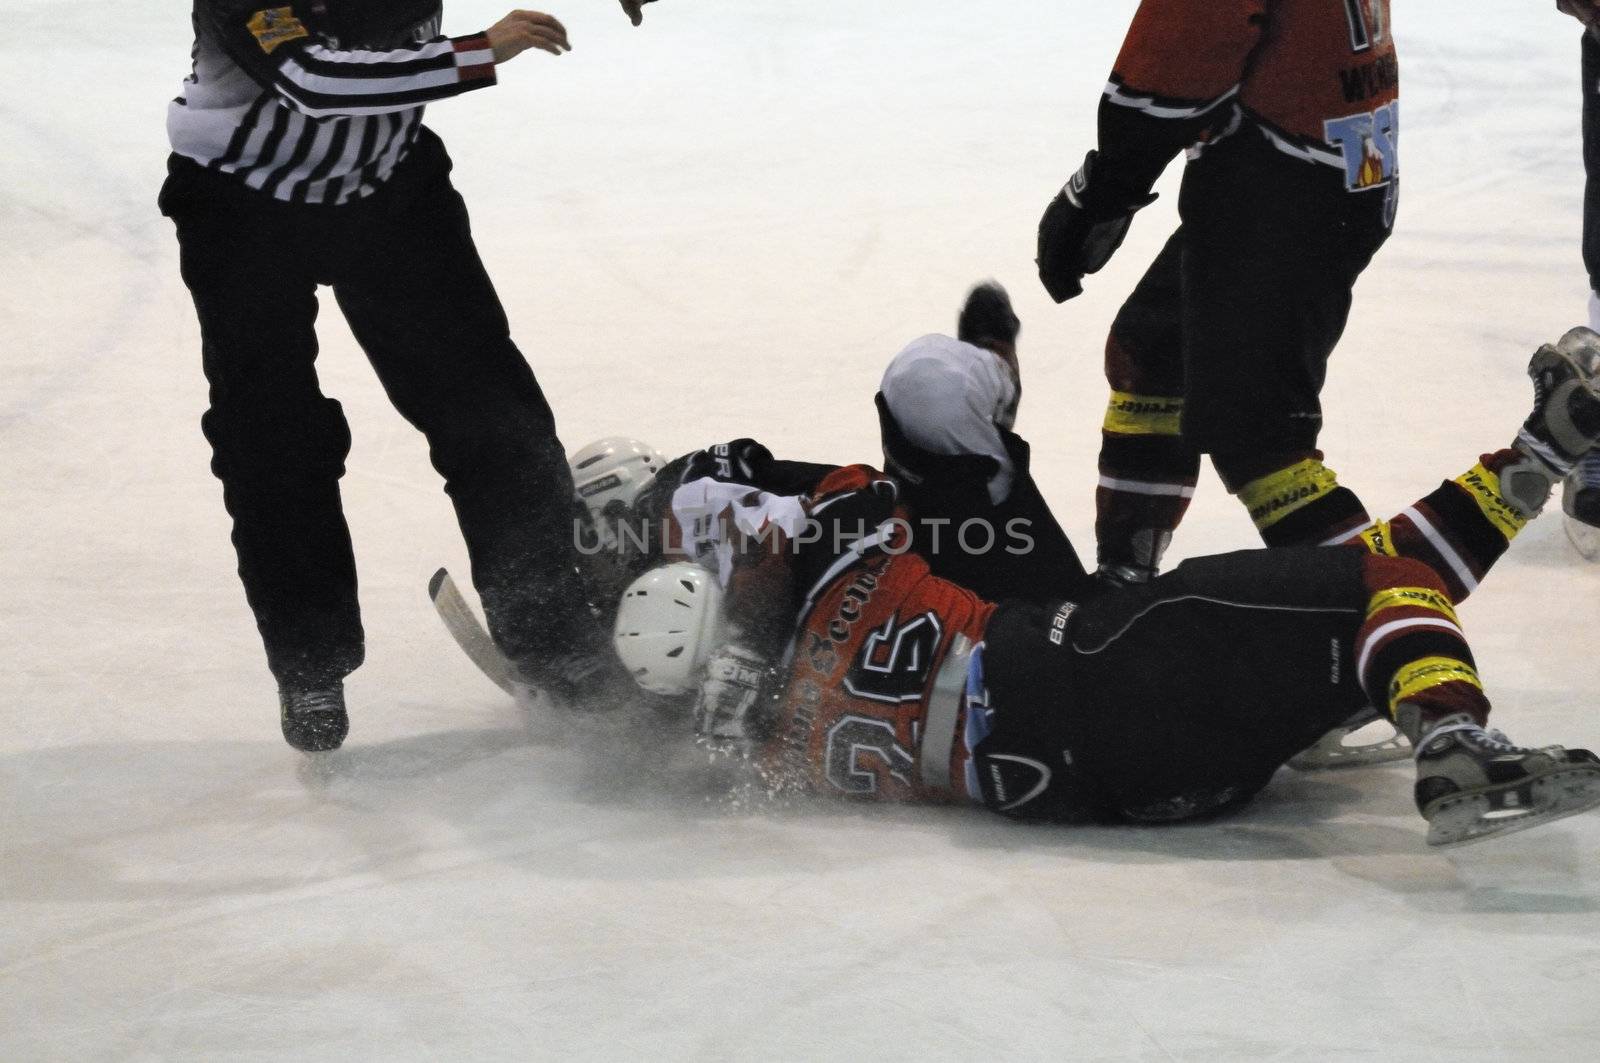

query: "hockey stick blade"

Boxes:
[429, 567, 518, 695]
[1564, 513, 1600, 562]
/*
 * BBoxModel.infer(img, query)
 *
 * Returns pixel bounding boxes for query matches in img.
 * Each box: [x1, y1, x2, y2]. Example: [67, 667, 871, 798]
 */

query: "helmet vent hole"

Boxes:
[665, 646, 684, 658]
[679, 579, 696, 592]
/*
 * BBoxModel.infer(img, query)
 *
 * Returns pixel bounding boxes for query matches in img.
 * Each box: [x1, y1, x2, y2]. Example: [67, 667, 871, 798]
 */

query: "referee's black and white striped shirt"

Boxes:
[169, 2, 497, 206]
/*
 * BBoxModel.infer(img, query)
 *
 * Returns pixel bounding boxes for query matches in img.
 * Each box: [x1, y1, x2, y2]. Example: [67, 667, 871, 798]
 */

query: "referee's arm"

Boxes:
[197, 3, 576, 118]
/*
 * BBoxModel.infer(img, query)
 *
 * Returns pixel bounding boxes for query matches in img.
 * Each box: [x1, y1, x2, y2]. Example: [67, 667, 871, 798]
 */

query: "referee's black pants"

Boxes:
[161, 130, 587, 690]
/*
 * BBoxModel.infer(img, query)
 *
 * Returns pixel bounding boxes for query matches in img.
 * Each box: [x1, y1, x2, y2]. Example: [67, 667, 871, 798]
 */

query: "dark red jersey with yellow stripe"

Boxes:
[668, 453, 996, 804]
[1099, 0, 1398, 199]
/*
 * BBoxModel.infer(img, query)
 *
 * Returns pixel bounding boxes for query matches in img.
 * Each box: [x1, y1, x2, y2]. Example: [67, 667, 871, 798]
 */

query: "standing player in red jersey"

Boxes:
[1036, 1, 1405, 584]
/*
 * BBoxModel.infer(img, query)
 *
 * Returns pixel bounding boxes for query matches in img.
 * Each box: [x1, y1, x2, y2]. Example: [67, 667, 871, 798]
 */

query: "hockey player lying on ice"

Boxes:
[563, 305, 1600, 848]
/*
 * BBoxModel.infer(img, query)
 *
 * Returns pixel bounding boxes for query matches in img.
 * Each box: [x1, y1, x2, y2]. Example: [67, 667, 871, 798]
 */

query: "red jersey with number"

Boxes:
[1099, 0, 1398, 195]
[669, 455, 996, 803]
[761, 539, 995, 804]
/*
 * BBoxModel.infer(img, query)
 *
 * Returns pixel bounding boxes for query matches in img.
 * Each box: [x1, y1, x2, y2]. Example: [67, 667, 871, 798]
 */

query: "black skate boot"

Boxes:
[957, 281, 1021, 351]
[1503, 327, 1600, 514]
[279, 682, 349, 753]
[1411, 714, 1600, 847]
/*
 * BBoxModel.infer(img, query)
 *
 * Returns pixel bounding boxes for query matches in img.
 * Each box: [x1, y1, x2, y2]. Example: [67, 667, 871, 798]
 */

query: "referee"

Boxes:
[161, 1, 656, 752]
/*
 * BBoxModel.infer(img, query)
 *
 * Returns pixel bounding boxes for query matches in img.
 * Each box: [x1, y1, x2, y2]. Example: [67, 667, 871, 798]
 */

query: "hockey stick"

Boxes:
[428, 567, 518, 695]
[1565, 513, 1600, 562]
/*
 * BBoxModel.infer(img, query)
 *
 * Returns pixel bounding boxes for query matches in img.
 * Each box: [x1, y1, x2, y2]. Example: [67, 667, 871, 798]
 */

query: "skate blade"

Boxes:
[1565, 513, 1600, 561]
[1288, 718, 1411, 771]
[1424, 765, 1600, 848]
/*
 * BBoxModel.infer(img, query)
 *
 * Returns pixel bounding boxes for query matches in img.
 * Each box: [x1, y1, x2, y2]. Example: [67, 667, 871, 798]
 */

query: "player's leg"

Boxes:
[161, 159, 359, 752]
[1178, 140, 1388, 550]
[1336, 328, 1600, 601]
[974, 547, 1375, 824]
[327, 132, 627, 704]
[979, 546, 1600, 844]
[1093, 231, 1202, 584]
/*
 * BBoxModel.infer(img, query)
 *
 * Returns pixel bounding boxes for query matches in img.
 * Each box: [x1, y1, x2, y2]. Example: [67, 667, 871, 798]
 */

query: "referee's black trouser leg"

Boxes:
[330, 155, 587, 665]
[164, 173, 363, 689]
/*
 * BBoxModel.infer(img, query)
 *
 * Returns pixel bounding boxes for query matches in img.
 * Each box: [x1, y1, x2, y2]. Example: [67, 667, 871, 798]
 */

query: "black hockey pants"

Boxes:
[974, 547, 1370, 823]
[161, 129, 587, 689]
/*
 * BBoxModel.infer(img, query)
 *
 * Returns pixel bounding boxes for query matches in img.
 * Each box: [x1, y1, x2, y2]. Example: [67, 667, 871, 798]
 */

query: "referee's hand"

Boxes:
[619, 0, 657, 26]
[487, 11, 571, 62]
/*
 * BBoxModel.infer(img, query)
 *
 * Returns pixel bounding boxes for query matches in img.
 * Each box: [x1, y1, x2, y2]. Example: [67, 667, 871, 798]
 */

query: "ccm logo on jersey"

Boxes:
[1324, 100, 1398, 193]
[248, 8, 310, 54]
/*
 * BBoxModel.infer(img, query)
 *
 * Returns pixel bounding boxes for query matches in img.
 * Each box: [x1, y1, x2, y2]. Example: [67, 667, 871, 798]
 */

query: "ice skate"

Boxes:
[1563, 450, 1600, 559]
[1411, 714, 1600, 847]
[279, 682, 349, 753]
[1504, 328, 1600, 513]
[1288, 706, 1410, 771]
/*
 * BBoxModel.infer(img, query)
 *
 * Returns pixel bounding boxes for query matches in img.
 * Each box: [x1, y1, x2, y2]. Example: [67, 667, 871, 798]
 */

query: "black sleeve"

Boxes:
[195, 0, 497, 118]
[669, 439, 838, 498]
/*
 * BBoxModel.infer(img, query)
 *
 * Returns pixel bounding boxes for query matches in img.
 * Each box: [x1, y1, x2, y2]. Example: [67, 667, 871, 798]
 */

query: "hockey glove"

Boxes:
[693, 645, 771, 744]
[1036, 150, 1157, 303]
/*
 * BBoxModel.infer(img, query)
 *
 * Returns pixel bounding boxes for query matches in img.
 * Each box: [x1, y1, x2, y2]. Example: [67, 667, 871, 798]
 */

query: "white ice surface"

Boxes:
[4, 1, 1600, 1059]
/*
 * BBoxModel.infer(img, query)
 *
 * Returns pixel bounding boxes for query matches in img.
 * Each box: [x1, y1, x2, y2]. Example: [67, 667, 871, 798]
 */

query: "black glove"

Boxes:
[1036, 150, 1157, 303]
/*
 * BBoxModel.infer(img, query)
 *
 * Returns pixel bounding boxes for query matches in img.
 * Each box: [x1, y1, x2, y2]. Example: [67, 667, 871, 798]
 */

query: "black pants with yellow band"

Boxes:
[1096, 131, 1394, 568]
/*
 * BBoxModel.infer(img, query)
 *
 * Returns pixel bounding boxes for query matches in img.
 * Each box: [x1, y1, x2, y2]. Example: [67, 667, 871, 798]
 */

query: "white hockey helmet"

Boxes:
[612, 562, 725, 695]
[569, 436, 669, 523]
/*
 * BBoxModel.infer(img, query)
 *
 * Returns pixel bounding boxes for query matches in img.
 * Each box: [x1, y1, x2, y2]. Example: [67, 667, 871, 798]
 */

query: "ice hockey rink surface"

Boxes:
[4, 2, 1599, 1059]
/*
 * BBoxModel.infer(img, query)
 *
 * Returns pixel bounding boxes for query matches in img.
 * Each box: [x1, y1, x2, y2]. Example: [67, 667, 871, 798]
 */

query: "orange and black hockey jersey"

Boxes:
[667, 448, 996, 804]
[1097, 0, 1398, 198]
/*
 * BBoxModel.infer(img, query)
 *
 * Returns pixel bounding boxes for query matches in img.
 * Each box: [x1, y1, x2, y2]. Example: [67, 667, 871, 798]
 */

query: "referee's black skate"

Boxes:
[279, 682, 349, 753]
[1411, 714, 1600, 847]
[1503, 327, 1600, 513]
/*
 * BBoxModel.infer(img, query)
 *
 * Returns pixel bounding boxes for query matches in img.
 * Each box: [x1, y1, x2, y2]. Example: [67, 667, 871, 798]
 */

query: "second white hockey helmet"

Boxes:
[612, 562, 724, 695]
[569, 436, 669, 523]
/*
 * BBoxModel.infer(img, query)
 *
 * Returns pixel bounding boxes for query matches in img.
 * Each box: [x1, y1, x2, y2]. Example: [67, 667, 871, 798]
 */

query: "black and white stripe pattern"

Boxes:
[168, 8, 495, 206]
[1102, 78, 1240, 122]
